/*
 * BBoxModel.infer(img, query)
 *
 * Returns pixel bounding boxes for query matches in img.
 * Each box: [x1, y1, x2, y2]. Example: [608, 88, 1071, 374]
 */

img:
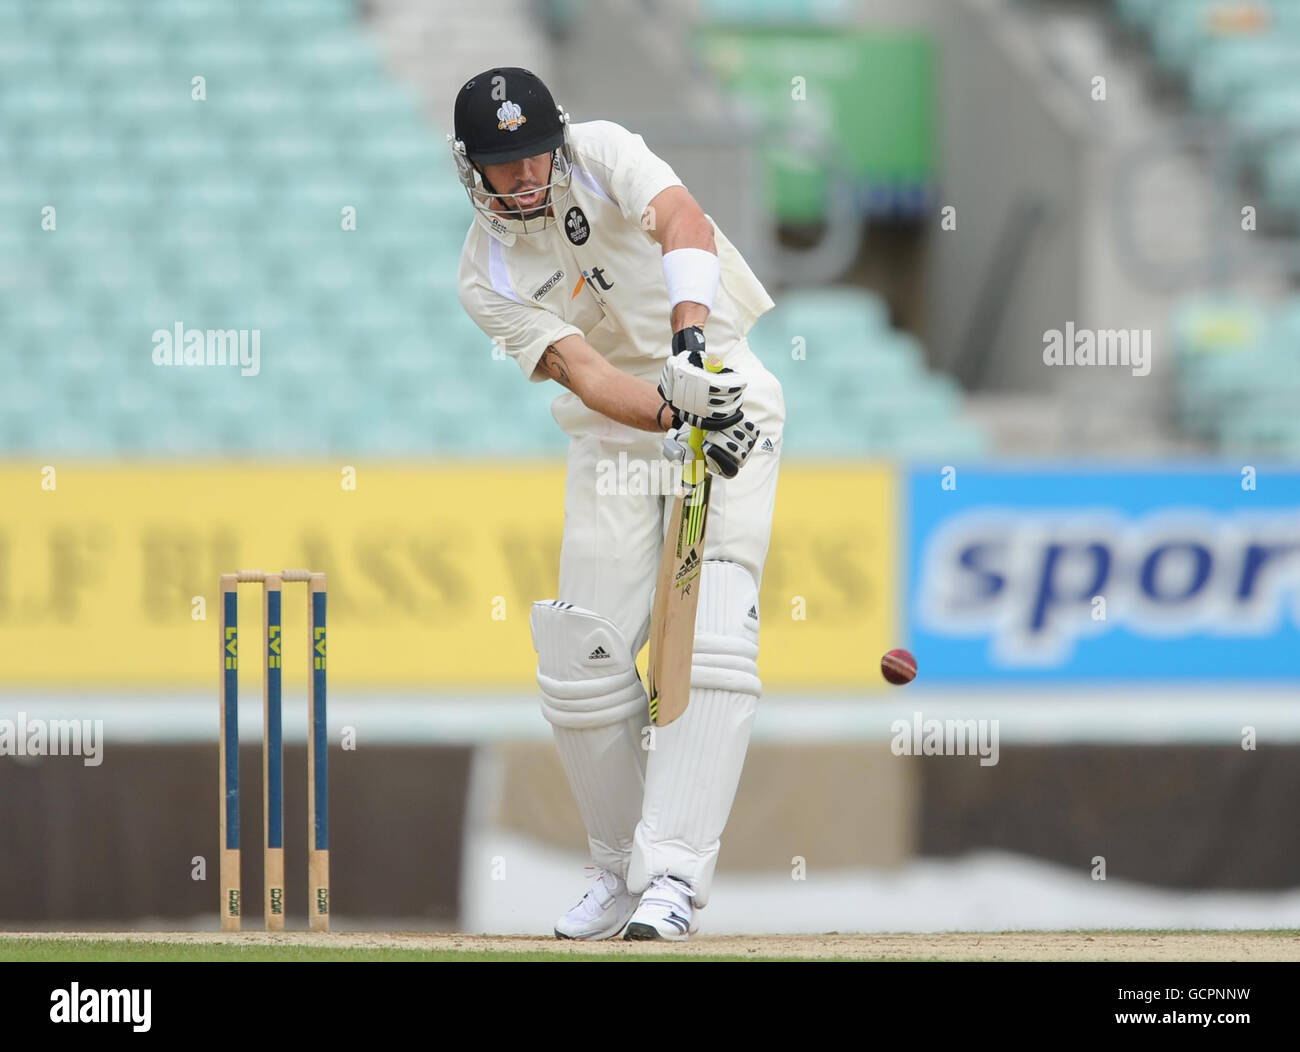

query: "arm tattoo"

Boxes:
[540, 345, 572, 389]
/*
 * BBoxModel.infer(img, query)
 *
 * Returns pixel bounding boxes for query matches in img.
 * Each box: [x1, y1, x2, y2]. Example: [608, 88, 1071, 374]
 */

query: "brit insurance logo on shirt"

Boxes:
[565, 206, 590, 245]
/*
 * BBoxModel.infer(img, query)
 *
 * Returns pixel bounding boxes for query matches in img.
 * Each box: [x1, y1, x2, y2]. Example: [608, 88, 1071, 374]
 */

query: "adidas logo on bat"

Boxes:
[674, 548, 700, 584]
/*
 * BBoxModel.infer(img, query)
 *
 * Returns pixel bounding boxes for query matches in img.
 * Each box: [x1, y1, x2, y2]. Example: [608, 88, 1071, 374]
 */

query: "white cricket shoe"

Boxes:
[623, 874, 699, 941]
[554, 867, 639, 940]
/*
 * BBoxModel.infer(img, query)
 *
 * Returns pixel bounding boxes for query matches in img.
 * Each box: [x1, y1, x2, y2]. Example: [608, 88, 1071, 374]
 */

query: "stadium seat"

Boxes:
[0, 0, 981, 460]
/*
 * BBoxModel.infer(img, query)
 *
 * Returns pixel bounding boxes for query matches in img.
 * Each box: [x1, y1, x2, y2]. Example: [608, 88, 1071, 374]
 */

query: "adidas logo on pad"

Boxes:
[760, 437, 774, 453]
[747, 604, 758, 620]
[588, 645, 610, 660]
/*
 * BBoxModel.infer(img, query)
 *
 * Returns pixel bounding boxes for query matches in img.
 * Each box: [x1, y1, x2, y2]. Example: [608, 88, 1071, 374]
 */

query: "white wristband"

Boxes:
[662, 247, 720, 312]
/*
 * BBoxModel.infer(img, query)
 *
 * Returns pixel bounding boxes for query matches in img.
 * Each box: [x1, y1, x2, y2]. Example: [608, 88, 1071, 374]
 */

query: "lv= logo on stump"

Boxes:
[219, 570, 329, 932]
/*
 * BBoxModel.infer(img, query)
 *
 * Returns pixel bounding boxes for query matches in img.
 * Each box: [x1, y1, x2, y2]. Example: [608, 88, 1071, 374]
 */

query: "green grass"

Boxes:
[0, 938, 841, 963]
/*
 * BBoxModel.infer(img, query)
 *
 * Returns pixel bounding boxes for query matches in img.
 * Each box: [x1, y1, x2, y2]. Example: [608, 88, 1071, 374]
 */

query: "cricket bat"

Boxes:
[647, 354, 723, 726]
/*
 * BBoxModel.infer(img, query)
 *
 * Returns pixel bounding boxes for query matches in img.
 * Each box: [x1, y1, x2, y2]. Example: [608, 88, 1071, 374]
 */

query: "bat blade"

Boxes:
[647, 461, 713, 727]
[647, 353, 724, 726]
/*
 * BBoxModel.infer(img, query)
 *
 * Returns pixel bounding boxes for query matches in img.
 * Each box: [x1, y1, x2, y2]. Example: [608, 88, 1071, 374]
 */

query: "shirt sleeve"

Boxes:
[458, 276, 582, 383]
[573, 120, 685, 227]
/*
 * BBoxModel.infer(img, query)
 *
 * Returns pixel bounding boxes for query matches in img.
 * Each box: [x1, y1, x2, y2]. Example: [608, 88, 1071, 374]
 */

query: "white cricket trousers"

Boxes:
[548, 338, 784, 905]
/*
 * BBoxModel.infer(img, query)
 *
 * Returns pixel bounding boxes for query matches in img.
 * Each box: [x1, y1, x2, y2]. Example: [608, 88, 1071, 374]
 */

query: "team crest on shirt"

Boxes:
[496, 101, 527, 132]
[564, 206, 590, 245]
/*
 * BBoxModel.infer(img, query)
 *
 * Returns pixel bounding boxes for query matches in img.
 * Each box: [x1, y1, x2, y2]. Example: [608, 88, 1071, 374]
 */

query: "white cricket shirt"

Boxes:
[457, 120, 776, 431]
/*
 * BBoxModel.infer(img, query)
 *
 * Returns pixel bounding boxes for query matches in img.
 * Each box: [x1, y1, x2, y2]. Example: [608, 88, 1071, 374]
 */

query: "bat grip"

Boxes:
[685, 355, 724, 485]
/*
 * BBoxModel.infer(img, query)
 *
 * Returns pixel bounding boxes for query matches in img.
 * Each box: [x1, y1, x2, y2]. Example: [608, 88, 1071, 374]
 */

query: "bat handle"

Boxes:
[685, 354, 724, 485]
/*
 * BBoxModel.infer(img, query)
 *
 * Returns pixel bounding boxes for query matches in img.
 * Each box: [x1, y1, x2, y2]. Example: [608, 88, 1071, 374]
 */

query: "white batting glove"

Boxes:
[662, 415, 760, 481]
[657, 353, 746, 432]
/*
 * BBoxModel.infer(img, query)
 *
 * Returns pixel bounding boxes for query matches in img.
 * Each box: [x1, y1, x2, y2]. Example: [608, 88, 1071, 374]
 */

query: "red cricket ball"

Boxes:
[881, 648, 917, 685]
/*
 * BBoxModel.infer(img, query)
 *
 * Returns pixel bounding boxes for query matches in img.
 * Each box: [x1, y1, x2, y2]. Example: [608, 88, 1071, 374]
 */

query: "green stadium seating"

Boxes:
[1149, 0, 1300, 74]
[1189, 38, 1300, 112]
[701, 0, 851, 25]
[752, 288, 986, 455]
[1170, 294, 1300, 449]
[0, 0, 981, 459]
[1260, 139, 1300, 215]
[1114, 0, 1164, 31]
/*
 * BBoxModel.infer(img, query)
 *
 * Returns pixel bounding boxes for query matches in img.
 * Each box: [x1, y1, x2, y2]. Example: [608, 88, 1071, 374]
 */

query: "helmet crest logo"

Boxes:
[496, 101, 527, 132]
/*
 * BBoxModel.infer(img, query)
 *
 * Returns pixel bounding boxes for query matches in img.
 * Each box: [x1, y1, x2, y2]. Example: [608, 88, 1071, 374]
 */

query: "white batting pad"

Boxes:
[531, 600, 649, 878]
[627, 561, 761, 907]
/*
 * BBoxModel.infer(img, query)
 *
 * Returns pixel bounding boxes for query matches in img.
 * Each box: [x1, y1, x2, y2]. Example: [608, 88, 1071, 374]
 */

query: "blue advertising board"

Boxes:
[907, 467, 1300, 680]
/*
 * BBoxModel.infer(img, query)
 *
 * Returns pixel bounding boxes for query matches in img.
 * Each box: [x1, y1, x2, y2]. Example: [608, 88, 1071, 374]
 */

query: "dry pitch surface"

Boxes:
[6, 930, 1300, 961]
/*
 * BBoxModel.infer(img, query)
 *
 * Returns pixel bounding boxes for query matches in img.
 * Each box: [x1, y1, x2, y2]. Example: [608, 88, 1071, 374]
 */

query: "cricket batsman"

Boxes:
[454, 68, 784, 940]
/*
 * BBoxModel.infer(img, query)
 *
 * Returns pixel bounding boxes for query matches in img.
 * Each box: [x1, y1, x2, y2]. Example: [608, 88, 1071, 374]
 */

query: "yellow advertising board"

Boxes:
[0, 463, 896, 687]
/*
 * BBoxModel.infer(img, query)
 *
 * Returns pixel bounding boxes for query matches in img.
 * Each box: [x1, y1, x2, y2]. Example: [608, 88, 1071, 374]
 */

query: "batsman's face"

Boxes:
[480, 151, 554, 219]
